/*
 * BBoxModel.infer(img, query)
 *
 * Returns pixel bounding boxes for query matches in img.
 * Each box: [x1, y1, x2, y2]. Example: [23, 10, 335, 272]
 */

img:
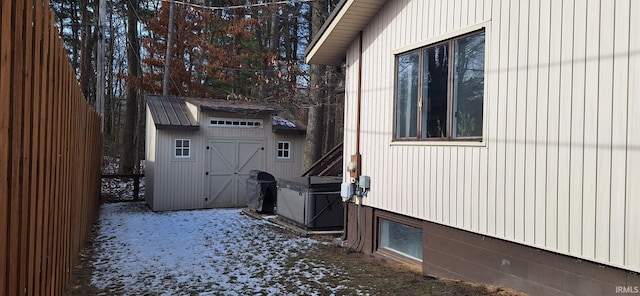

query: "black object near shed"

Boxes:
[246, 170, 277, 213]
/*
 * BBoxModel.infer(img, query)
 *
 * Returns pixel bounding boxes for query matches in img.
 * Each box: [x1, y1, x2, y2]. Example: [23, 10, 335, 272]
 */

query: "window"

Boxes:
[174, 139, 191, 158]
[394, 30, 485, 141]
[277, 141, 291, 159]
[379, 219, 423, 261]
[209, 117, 263, 128]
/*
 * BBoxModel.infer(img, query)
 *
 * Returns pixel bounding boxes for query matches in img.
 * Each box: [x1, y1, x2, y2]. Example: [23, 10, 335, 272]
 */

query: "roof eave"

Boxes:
[305, 0, 388, 66]
[155, 124, 200, 131]
[199, 106, 276, 115]
[272, 126, 307, 135]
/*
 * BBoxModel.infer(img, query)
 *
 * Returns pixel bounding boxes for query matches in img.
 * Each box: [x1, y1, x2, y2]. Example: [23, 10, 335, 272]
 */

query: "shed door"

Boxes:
[206, 139, 264, 207]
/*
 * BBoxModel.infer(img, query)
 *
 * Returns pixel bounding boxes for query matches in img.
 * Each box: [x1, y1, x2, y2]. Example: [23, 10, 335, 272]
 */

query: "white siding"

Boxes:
[621, 1, 640, 272]
[144, 107, 157, 209]
[343, 0, 640, 272]
[626, 0, 640, 272]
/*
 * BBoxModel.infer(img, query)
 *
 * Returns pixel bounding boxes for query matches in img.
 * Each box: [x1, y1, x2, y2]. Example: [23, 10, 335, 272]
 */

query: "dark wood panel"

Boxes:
[0, 0, 12, 294]
[9, 0, 25, 294]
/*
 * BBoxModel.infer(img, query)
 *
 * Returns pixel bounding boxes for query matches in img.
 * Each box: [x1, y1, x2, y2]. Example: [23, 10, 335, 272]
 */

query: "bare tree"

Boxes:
[303, 0, 328, 170]
[120, 0, 140, 174]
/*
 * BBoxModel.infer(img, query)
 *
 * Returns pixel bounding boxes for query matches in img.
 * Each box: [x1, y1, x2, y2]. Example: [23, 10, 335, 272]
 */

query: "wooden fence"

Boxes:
[1, 1, 103, 295]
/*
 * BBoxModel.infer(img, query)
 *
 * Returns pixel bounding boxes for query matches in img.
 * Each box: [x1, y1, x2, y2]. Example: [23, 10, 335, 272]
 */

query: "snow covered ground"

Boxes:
[91, 202, 360, 296]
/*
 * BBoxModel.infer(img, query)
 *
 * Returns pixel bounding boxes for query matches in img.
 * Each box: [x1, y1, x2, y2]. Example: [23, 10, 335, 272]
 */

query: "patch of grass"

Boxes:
[291, 242, 525, 296]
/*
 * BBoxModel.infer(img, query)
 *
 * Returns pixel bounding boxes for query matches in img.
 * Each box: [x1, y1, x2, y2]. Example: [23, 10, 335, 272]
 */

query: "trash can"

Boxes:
[276, 176, 343, 230]
[246, 170, 277, 213]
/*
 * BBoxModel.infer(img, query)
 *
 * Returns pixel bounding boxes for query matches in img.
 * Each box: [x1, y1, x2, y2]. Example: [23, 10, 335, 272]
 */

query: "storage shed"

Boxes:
[145, 95, 306, 211]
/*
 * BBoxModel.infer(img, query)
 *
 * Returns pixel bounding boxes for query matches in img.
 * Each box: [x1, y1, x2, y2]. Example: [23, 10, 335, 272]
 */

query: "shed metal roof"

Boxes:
[305, 0, 388, 66]
[147, 95, 199, 131]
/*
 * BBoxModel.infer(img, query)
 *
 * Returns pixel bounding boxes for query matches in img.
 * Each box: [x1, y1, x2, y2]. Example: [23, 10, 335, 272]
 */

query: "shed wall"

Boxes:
[144, 106, 157, 209]
[151, 129, 204, 211]
[201, 111, 305, 180]
[267, 134, 305, 180]
[147, 109, 305, 211]
[344, 0, 640, 272]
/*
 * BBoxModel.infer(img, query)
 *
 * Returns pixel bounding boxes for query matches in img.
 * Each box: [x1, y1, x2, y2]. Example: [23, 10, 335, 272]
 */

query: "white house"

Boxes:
[145, 95, 306, 211]
[305, 0, 640, 295]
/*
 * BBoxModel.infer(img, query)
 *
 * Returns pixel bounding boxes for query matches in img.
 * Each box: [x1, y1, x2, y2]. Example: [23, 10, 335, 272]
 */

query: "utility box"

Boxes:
[276, 176, 343, 230]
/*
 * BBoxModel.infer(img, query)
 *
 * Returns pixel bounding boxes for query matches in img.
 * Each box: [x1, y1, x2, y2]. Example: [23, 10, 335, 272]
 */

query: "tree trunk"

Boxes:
[104, 3, 114, 139]
[162, 0, 175, 96]
[324, 67, 335, 152]
[79, 0, 97, 105]
[121, 0, 140, 174]
[303, 0, 328, 170]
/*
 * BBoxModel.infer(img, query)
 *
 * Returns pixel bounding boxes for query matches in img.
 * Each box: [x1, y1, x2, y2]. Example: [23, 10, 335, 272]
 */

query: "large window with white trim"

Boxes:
[394, 29, 485, 141]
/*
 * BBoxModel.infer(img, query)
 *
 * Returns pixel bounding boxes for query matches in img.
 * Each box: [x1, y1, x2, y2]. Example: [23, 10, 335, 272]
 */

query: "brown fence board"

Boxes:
[1, 1, 102, 294]
[20, 0, 34, 294]
[49, 30, 61, 295]
[42, 11, 55, 295]
[35, 7, 52, 295]
[9, 0, 26, 295]
[28, 1, 43, 293]
[0, 0, 12, 294]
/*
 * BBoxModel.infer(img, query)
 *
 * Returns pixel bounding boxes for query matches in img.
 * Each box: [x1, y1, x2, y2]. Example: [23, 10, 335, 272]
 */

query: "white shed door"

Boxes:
[206, 139, 264, 208]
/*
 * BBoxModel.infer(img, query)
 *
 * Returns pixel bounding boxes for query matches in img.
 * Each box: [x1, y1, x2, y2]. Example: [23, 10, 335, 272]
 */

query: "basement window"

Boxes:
[379, 218, 423, 261]
[174, 139, 191, 158]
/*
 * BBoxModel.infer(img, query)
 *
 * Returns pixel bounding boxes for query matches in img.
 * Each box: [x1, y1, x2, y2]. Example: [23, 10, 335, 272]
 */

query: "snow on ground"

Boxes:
[91, 202, 360, 296]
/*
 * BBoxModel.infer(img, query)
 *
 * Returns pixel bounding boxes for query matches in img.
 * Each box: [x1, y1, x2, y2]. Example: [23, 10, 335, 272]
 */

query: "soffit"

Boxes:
[305, 0, 387, 66]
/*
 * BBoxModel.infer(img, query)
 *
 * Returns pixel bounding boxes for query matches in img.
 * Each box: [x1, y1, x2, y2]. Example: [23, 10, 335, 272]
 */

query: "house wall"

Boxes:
[343, 0, 640, 275]
[344, 203, 640, 296]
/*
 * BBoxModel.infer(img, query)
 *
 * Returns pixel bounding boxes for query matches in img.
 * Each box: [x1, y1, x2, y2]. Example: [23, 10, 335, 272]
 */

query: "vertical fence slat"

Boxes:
[28, 0, 43, 294]
[61, 52, 72, 294]
[9, 1, 25, 295]
[20, 0, 35, 294]
[49, 27, 62, 294]
[0, 1, 13, 295]
[35, 5, 52, 294]
[42, 8, 56, 294]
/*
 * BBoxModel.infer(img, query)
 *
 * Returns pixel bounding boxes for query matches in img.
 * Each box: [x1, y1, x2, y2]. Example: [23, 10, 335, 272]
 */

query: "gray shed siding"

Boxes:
[146, 103, 305, 211]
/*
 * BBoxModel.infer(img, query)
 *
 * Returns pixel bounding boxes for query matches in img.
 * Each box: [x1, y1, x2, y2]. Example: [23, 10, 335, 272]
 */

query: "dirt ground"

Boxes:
[65, 213, 526, 296]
